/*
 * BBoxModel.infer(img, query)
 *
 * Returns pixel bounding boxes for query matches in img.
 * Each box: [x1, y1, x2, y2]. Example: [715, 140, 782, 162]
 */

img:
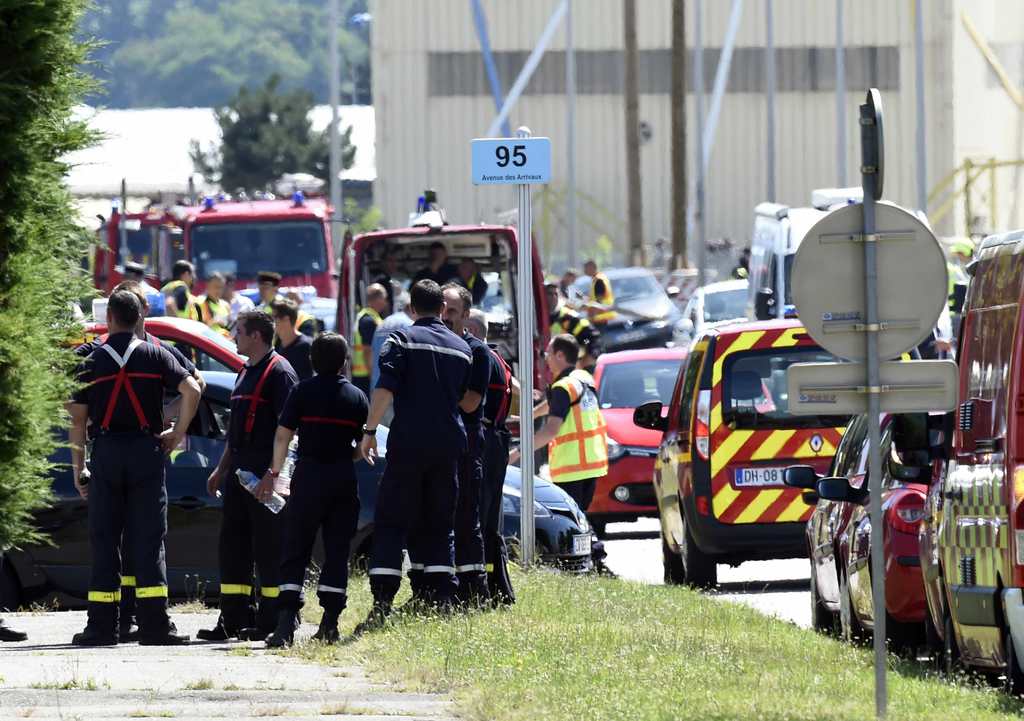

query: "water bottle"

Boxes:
[236, 470, 287, 514]
[278, 436, 299, 486]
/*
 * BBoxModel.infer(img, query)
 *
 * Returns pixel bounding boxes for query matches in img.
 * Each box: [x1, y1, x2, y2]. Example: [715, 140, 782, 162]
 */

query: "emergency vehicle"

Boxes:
[747, 188, 862, 320]
[178, 193, 339, 298]
[94, 205, 184, 293]
[633, 319, 847, 587]
[926, 228, 1024, 692]
[336, 193, 549, 382]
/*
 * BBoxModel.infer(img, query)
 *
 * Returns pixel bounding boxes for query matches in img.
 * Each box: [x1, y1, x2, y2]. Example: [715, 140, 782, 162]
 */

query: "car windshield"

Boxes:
[724, 346, 850, 429]
[598, 359, 681, 409]
[704, 288, 748, 322]
[611, 273, 662, 300]
[191, 221, 326, 279]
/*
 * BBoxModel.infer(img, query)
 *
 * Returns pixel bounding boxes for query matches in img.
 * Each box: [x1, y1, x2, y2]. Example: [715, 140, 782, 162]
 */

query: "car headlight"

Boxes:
[607, 438, 626, 461]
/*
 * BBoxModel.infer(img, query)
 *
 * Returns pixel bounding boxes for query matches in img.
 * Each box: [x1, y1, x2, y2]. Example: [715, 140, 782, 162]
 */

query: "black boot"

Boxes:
[138, 628, 190, 646]
[196, 615, 234, 642]
[73, 604, 118, 646]
[265, 607, 300, 649]
[72, 626, 118, 646]
[311, 608, 341, 644]
[0, 618, 27, 643]
[119, 616, 139, 643]
[352, 602, 391, 637]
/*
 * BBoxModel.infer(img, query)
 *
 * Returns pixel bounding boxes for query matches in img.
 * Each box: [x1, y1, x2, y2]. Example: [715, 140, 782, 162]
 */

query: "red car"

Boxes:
[590, 348, 687, 535]
[82, 316, 245, 373]
[788, 413, 935, 647]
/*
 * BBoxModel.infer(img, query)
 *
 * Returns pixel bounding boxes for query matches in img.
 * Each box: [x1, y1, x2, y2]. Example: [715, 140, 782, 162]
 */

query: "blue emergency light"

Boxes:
[202, 196, 216, 211]
[292, 190, 305, 207]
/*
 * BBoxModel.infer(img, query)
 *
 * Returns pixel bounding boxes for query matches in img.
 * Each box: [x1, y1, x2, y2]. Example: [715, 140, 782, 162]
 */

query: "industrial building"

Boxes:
[371, 0, 1024, 271]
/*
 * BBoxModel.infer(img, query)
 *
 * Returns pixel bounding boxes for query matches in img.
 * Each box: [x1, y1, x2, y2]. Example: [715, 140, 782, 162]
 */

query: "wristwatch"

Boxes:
[362, 425, 377, 436]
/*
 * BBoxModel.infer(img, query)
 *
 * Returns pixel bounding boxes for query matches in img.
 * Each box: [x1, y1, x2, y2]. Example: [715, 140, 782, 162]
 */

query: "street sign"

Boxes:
[864, 88, 884, 200]
[788, 360, 958, 416]
[791, 201, 947, 362]
[471, 137, 552, 185]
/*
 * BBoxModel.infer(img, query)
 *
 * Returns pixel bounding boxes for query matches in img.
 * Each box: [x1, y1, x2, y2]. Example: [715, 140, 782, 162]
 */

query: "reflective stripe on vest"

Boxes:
[352, 307, 382, 377]
[548, 369, 609, 484]
[590, 273, 617, 323]
[162, 280, 201, 321]
[231, 355, 282, 436]
[92, 338, 162, 431]
[551, 307, 592, 340]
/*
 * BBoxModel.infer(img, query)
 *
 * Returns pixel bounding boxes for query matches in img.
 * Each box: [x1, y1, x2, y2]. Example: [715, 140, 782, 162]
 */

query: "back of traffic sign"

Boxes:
[790, 201, 947, 362]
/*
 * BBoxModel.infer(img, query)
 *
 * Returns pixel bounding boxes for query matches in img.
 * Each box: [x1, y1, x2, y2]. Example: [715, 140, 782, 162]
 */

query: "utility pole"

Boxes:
[566, 0, 578, 269]
[329, 0, 343, 251]
[694, 0, 706, 288]
[671, 0, 687, 271]
[623, 0, 644, 265]
[765, 0, 776, 202]
[836, 0, 847, 185]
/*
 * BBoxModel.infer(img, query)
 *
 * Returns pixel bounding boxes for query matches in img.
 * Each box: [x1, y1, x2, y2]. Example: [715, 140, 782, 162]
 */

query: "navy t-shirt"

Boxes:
[279, 374, 368, 469]
[75, 332, 196, 376]
[460, 330, 491, 434]
[229, 350, 299, 472]
[276, 334, 313, 381]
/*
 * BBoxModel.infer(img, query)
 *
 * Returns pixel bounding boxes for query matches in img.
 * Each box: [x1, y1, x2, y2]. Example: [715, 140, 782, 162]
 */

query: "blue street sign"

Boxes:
[471, 137, 551, 185]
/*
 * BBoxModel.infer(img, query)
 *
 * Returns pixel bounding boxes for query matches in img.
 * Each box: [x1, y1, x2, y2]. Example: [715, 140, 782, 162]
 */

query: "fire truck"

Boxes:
[93, 204, 183, 294]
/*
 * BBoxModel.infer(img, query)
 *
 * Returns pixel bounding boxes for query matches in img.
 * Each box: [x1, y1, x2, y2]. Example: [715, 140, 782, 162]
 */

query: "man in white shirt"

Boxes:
[224, 273, 255, 327]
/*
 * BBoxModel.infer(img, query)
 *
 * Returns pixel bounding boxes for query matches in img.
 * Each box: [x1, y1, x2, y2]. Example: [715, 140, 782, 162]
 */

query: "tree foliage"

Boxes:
[189, 75, 356, 193]
[0, 0, 94, 549]
[79, 0, 370, 108]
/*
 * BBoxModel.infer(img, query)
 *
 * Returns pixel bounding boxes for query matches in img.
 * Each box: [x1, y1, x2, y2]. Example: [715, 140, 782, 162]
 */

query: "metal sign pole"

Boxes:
[860, 90, 888, 720]
[516, 126, 537, 568]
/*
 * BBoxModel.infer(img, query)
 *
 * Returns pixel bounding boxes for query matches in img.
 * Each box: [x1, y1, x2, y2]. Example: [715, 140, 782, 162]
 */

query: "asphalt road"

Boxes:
[601, 517, 813, 629]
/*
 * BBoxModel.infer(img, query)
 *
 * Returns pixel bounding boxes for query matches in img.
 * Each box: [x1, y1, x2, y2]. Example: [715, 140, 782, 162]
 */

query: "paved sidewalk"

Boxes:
[0, 611, 457, 720]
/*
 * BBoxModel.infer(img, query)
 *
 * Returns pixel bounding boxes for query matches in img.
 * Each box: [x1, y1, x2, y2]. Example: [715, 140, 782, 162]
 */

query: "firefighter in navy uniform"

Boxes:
[441, 283, 491, 605]
[265, 333, 368, 648]
[466, 309, 516, 605]
[357, 280, 471, 630]
[199, 311, 299, 642]
[69, 290, 201, 646]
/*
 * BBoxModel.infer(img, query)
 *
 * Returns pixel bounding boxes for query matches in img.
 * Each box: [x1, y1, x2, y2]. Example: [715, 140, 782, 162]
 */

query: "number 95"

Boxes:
[496, 144, 527, 168]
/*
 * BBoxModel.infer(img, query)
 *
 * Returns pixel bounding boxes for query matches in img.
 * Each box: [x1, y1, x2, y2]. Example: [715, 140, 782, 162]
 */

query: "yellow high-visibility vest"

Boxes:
[352, 307, 383, 378]
[548, 369, 609, 484]
[551, 306, 593, 341]
[199, 295, 231, 334]
[590, 272, 617, 323]
[161, 280, 201, 322]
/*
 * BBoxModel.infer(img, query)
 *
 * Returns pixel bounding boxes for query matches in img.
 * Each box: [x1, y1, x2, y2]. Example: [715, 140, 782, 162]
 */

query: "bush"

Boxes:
[0, 0, 94, 549]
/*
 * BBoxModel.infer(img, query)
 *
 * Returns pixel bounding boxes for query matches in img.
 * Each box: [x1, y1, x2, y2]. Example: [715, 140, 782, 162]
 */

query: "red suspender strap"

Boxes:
[96, 339, 161, 431]
[243, 354, 281, 434]
[488, 349, 513, 425]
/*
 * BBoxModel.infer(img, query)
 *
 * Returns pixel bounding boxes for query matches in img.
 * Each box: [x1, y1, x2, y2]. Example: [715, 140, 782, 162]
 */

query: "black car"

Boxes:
[1, 372, 590, 608]
[571, 268, 681, 352]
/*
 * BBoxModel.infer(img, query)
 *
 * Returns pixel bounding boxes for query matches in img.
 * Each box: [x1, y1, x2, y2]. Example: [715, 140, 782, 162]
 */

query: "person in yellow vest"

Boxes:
[351, 283, 388, 396]
[198, 272, 232, 335]
[457, 258, 489, 306]
[283, 290, 318, 337]
[161, 260, 201, 322]
[545, 283, 601, 373]
[582, 259, 616, 324]
[519, 334, 608, 518]
[256, 271, 282, 314]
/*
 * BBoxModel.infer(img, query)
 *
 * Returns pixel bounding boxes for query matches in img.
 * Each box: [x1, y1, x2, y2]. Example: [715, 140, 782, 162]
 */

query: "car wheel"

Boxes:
[0, 563, 21, 612]
[809, 567, 839, 635]
[1005, 628, 1024, 697]
[942, 609, 962, 677]
[680, 516, 716, 589]
[663, 538, 686, 585]
[839, 573, 869, 644]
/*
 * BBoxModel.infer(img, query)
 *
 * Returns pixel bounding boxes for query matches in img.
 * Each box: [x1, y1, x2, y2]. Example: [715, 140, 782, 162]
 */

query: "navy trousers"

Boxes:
[454, 428, 488, 602]
[482, 427, 515, 604]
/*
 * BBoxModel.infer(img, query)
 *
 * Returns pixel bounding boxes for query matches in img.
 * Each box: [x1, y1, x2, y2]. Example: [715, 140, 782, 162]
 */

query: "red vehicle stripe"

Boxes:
[759, 487, 801, 523]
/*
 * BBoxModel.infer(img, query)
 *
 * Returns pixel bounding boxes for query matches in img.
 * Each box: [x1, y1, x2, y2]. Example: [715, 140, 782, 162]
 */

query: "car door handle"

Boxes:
[943, 488, 963, 502]
[174, 496, 206, 510]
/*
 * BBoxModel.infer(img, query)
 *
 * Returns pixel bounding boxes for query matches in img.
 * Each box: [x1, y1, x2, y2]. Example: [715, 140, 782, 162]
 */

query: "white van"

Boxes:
[747, 187, 863, 320]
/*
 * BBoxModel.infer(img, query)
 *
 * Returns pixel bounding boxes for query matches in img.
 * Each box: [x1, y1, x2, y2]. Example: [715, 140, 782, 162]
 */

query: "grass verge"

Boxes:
[292, 569, 1024, 721]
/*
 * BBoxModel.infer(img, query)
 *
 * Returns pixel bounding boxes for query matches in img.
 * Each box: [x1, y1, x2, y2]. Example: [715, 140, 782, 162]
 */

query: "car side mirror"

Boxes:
[754, 287, 775, 320]
[816, 477, 867, 505]
[633, 401, 667, 432]
[784, 465, 820, 490]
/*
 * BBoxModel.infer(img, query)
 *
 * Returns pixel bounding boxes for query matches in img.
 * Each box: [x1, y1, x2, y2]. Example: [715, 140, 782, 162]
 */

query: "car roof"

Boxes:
[697, 317, 805, 341]
[700, 279, 749, 295]
[597, 347, 687, 366]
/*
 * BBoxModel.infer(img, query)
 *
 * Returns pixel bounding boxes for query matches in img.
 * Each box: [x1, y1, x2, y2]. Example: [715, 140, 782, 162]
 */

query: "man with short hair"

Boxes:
[352, 284, 388, 396]
[272, 299, 313, 381]
[412, 242, 458, 285]
[441, 282, 491, 604]
[374, 250, 402, 312]
[124, 262, 165, 316]
[256, 271, 282, 313]
[559, 268, 579, 297]
[69, 290, 201, 646]
[358, 280, 470, 630]
[199, 310, 298, 642]
[224, 273, 254, 327]
[161, 260, 201, 321]
[199, 272, 231, 335]
[265, 333, 368, 647]
[456, 258, 488, 306]
[370, 293, 412, 396]
[582, 259, 616, 325]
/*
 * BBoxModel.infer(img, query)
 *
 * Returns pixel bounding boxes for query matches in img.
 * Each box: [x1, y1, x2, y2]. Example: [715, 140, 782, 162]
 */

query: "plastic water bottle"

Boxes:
[236, 470, 287, 514]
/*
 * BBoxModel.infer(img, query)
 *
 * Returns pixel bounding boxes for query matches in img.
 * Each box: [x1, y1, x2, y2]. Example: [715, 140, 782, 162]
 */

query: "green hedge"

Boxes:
[0, 0, 93, 549]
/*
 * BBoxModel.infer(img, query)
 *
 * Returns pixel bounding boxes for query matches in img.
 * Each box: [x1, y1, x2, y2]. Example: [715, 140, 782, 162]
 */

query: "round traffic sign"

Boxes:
[791, 201, 947, 362]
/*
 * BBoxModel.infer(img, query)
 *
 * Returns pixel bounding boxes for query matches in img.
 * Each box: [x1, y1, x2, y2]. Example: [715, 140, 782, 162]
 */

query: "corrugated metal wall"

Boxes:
[371, 0, 1016, 272]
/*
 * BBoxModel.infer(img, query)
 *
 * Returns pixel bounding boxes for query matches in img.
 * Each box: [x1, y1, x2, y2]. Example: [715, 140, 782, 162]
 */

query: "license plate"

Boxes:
[572, 534, 592, 556]
[616, 330, 647, 343]
[734, 466, 787, 487]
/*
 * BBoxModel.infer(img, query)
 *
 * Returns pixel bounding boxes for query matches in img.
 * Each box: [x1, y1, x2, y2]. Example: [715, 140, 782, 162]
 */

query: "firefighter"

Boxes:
[199, 311, 299, 642]
[456, 258, 489, 306]
[198, 272, 232, 335]
[69, 290, 201, 645]
[256, 271, 282, 313]
[272, 299, 313, 381]
[545, 283, 601, 373]
[265, 333, 368, 648]
[161, 260, 201, 322]
[357, 280, 470, 631]
[352, 284, 388, 397]
[466, 309, 515, 605]
[583, 259, 616, 325]
[441, 283, 491, 605]
[515, 334, 609, 516]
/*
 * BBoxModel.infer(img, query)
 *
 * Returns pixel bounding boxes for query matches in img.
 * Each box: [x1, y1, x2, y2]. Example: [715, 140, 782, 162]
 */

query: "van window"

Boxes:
[962, 305, 1017, 440]
[723, 347, 849, 430]
[830, 415, 866, 477]
[678, 349, 705, 427]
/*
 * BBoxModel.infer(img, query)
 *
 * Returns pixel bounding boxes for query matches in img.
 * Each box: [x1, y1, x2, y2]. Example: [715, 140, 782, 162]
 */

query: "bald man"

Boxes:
[352, 284, 389, 396]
